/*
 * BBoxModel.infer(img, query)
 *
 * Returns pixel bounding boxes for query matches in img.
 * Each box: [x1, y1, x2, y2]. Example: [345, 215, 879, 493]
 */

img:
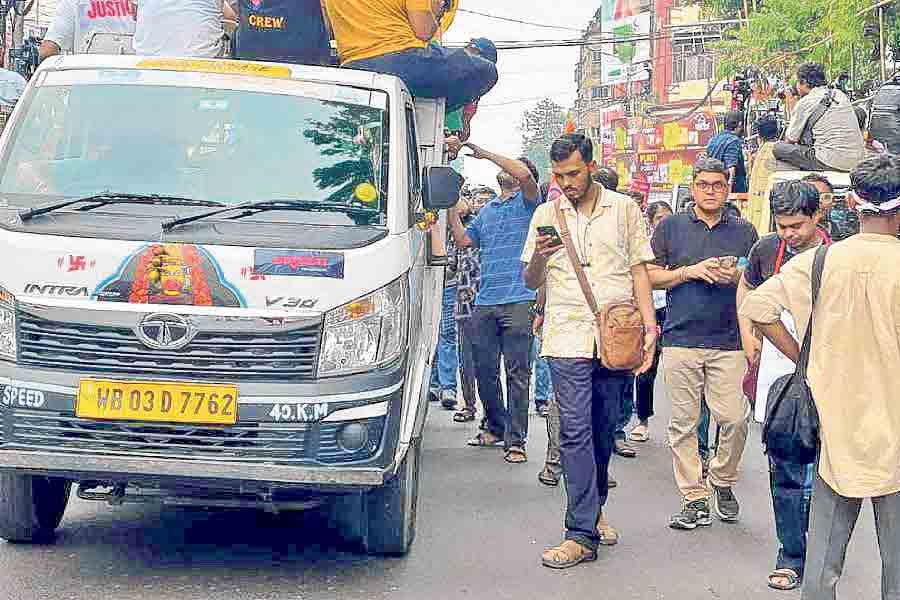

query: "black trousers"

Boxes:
[456, 317, 479, 412]
[636, 307, 666, 422]
[471, 302, 533, 449]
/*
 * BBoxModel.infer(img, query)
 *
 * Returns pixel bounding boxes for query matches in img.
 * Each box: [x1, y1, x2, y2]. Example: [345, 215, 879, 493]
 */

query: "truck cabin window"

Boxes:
[0, 72, 390, 227]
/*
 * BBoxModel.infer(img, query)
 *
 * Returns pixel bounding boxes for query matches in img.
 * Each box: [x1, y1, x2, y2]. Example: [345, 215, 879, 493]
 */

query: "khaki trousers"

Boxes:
[662, 347, 750, 502]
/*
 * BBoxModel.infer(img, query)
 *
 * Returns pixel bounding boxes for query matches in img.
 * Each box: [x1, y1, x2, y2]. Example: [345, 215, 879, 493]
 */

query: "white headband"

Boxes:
[850, 191, 900, 214]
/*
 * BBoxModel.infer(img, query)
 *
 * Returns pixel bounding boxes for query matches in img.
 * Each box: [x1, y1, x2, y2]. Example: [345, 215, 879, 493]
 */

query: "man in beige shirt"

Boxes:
[521, 134, 657, 569]
[741, 153, 900, 600]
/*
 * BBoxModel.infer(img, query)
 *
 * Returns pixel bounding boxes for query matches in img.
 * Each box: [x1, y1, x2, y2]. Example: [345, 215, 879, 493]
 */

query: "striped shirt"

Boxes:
[466, 191, 538, 306]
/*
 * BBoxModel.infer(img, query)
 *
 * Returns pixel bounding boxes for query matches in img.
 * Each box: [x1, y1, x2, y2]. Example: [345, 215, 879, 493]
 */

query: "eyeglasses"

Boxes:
[694, 182, 728, 193]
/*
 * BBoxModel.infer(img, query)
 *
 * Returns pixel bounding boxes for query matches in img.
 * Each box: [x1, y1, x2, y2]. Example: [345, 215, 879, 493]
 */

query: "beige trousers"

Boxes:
[662, 347, 750, 502]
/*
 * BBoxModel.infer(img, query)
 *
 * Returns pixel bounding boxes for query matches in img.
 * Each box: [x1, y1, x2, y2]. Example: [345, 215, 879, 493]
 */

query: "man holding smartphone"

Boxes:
[647, 157, 758, 531]
[523, 134, 657, 569]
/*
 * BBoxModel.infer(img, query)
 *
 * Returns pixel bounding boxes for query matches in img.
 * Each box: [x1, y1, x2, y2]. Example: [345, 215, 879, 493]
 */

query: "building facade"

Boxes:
[576, 0, 735, 199]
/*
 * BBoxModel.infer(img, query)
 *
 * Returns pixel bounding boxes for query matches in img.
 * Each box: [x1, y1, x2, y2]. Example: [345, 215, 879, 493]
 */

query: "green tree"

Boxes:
[520, 99, 566, 179]
[705, 0, 898, 85]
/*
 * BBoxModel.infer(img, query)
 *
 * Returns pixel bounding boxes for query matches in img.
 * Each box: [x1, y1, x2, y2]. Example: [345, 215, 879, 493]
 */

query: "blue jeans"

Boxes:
[429, 285, 458, 394]
[770, 456, 814, 575]
[531, 337, 553, 407]
[345, 45, 498, 112]
[548, 358, 627, 551]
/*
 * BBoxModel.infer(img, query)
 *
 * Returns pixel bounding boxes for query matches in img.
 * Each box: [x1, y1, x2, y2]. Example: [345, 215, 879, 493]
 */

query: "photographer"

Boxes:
[773, 63, 864, 173]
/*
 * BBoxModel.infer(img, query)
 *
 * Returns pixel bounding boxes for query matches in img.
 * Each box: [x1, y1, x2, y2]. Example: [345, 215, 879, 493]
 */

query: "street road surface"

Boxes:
[0, 388, 885, 600]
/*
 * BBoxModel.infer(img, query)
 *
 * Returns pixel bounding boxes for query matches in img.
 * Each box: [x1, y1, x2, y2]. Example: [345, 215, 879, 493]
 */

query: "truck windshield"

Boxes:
[0, 73, 389, 225]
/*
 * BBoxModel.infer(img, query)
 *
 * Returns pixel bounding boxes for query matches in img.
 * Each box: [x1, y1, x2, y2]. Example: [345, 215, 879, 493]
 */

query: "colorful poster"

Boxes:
[94, 243, 245, 307]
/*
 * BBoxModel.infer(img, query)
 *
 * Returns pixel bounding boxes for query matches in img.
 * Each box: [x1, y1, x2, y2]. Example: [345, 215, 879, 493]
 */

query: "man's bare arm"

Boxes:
[447, 204, 474, 249]
[631, 263, 659, 375]
[466, 144, 540, 203]
[755, 320, 800, 364]
[647, 258, 723, 290]
[736, 276, 761, 363]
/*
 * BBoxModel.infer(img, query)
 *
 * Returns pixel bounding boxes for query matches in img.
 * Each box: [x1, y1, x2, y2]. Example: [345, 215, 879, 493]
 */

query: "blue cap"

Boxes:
[469, 38, 498, 64]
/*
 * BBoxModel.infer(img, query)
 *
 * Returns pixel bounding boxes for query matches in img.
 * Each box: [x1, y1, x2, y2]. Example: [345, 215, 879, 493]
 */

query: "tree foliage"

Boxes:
[520, 99, 566, 179]
[699, 0, 899, 87]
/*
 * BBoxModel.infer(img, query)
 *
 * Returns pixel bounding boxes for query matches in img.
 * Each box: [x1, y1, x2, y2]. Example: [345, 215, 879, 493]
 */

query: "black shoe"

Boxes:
[537, 404, 549, 418]
[428, 389, 439, 403]
[669, 499, 712, 530]
[711, 483, 740, 523]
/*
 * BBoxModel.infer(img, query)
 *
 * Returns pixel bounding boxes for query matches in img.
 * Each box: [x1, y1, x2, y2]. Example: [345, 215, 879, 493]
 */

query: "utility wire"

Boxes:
[456, 8, 585, 33]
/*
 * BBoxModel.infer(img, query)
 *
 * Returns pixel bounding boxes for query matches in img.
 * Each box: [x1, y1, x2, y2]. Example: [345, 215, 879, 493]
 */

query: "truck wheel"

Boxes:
[0, 473, 71, 543]
[363, 437, 421, 556]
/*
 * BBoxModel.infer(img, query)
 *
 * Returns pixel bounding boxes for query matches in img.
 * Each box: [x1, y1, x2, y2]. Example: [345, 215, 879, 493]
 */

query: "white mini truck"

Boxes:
[0, 55, 460, 555]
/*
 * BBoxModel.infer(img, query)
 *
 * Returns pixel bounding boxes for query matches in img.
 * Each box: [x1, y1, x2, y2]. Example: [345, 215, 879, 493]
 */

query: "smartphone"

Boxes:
[537, 225, 562, 247]
[718, 256, 738, 269]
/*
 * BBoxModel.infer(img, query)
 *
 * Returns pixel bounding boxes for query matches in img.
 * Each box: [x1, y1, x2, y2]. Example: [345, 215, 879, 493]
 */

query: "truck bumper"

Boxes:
[0, 361, 408, 489]
[0, 449, 389, 487]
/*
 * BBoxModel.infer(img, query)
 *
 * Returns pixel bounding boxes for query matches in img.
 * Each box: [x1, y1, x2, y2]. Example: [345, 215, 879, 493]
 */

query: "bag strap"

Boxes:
[553, 198, 601, 316]
[798, 88, 836, 146]
[797, 244, 829, 377]
[774, 239, 787, 274]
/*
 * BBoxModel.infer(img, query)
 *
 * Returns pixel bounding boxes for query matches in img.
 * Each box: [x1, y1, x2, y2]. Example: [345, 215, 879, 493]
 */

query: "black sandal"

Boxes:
[538, 466, 560, 487]
[453, 407, 476, 422]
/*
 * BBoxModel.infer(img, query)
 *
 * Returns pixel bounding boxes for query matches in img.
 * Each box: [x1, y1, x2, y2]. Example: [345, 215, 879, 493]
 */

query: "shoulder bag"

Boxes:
[762, 244, 829, 464]
[553, 198, 645, 371]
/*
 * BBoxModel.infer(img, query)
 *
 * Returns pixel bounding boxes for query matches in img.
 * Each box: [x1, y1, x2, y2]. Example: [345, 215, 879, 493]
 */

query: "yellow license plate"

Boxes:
[76, 379, 238, 425]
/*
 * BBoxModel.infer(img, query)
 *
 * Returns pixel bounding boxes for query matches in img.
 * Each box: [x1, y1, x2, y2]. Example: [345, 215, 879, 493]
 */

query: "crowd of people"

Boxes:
[14, 0, 900, 594]
[428, 66, 899, 598]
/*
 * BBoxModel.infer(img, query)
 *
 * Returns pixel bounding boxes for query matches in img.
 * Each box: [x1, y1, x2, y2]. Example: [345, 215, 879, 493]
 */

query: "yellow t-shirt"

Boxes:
[324, 0, 440, 65]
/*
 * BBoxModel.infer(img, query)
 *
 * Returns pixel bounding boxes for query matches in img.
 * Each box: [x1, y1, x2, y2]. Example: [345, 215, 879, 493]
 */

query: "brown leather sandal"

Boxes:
[504, 446, 527, 464]
[541, 540, 597, 569]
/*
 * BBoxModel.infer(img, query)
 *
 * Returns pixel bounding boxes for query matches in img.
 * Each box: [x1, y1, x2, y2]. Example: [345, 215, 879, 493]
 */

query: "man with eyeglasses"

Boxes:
[648, 157, 758, 531]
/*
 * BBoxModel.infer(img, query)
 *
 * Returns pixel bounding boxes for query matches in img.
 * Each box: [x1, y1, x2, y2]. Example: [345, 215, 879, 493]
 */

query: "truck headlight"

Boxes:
[318, 276, 407, 377]
[0, 286, 16, 361]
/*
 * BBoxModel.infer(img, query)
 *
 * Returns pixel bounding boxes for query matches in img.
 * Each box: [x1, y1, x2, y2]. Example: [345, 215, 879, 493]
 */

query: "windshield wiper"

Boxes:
[19, 193, 227, 222]
[161, 199, 380, 232]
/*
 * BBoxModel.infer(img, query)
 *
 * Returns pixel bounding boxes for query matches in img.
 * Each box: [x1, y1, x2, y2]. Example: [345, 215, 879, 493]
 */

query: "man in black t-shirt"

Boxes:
[648, 158, 758, 531]
[736, 180, 826, 591]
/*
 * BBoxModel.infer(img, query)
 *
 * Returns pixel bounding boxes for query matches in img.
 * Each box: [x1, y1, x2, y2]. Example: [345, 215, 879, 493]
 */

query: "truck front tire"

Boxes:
[327, 438, 421, 556]
[0, 473, 71, 543]
[363, 437, 421, 556]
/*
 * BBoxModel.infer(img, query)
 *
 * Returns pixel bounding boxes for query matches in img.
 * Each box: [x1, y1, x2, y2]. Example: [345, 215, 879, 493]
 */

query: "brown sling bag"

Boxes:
[552, 198, 645, 371]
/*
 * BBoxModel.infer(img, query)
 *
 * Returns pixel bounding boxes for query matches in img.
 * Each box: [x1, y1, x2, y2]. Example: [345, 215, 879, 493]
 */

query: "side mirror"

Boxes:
[422, 166, 464, 211]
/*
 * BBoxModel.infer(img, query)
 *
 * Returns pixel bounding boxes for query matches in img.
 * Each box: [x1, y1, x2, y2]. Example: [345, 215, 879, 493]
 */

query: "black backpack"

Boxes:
[868, 79, 900, 154]
[233, 0, 336, 66]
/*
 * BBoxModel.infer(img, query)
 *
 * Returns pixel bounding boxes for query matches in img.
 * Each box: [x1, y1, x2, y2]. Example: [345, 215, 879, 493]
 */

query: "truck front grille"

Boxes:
[3, 408, 384, 464]
[18, 314, 321, 382]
